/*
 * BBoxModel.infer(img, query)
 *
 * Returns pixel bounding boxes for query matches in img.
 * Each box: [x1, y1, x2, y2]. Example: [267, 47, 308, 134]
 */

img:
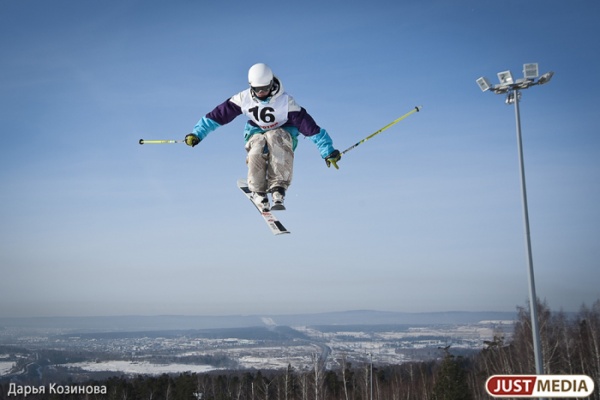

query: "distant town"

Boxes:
[0, 311, 516, 384]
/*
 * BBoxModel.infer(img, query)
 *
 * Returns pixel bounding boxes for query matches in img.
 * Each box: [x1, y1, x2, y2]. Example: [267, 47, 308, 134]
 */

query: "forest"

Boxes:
[1, 299, 598, 400]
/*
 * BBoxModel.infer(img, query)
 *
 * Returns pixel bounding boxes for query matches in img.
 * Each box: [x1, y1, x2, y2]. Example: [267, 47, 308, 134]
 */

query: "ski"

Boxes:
[237, 179, 290, 235]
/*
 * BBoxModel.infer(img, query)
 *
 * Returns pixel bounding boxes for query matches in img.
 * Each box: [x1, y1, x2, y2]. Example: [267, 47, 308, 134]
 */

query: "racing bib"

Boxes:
[241, 91, 289, 130]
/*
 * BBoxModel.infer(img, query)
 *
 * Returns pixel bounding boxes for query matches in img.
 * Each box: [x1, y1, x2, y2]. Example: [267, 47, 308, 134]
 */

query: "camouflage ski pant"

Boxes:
[245, 128, 294, 193]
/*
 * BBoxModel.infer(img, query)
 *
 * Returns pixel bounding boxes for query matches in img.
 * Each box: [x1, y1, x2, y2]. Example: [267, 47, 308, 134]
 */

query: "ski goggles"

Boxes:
[251, 82, 273, 94]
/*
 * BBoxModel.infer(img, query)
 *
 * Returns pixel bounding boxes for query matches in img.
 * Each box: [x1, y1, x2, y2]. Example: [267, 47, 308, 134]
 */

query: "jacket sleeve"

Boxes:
[287, 102, 335, 158]
[307, 128, 336, 159]
[193, 98, 243, 140]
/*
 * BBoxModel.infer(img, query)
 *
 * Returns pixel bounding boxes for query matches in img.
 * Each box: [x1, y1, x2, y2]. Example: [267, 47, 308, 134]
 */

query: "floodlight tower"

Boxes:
[476, 64, 554, 378]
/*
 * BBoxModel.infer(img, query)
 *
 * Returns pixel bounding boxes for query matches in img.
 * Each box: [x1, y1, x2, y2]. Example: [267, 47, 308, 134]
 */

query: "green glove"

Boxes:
[185, 133, 200, 147]
[325, 150, 341, 169]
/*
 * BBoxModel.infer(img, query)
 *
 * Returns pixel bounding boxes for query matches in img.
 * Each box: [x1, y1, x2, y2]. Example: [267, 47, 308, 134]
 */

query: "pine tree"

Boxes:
[432, 352, 473, 400]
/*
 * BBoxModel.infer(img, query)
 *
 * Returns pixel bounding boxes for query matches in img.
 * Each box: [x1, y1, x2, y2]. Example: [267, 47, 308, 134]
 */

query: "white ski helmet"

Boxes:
[248, 63, 274, 88]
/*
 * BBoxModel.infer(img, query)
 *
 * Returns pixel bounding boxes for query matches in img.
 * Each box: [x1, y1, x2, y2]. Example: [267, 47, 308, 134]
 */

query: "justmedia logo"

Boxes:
[485, 375, 595, 398]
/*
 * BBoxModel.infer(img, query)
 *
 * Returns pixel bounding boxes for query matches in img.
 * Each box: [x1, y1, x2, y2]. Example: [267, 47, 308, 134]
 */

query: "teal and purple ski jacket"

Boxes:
[192, 77, 336, 159]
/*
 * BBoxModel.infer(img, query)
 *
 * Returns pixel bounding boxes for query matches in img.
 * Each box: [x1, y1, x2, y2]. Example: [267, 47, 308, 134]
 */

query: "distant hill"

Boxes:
[0, 310, 516, 333]
[270, 310, 517, 326]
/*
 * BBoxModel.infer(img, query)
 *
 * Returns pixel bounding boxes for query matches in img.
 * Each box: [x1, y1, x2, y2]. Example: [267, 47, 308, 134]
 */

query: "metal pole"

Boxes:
[370, 352, 373, 400]
[513, 89, 545, 378]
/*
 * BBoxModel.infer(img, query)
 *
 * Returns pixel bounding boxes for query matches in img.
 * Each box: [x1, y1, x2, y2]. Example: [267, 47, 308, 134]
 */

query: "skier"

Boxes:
[184, 63, 341, 211]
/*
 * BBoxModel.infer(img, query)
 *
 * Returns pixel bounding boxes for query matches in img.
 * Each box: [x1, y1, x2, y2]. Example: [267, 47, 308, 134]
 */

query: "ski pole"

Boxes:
[341, 105, 422, 155]
[139, 139, 185, 145]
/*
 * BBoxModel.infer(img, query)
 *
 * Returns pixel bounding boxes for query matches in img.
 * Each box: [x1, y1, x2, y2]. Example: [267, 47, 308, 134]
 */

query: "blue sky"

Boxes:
[1, 0, 598, 317]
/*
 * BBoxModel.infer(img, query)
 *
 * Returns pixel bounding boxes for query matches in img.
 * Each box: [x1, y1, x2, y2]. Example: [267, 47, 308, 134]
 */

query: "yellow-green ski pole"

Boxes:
[341, 105, 422, 155]
[139, 139, 185, 145]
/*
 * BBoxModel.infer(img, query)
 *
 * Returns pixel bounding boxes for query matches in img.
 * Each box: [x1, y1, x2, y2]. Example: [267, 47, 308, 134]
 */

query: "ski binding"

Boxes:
[237, 179, 290, 235]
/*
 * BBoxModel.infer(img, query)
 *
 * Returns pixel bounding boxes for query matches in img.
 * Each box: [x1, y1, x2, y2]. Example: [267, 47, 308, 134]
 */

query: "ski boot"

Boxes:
[270, 187, 286, 211]
[251, 192, 270, 212]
